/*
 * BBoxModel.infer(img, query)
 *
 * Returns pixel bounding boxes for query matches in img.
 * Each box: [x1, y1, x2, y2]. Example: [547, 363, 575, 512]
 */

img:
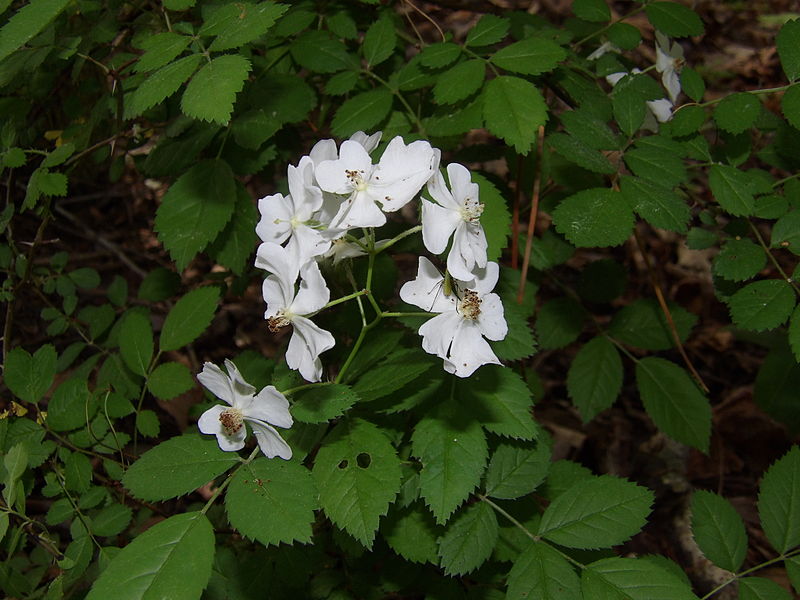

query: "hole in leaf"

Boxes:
[356, 452, 371, 468]
[338, 460, 348, 469]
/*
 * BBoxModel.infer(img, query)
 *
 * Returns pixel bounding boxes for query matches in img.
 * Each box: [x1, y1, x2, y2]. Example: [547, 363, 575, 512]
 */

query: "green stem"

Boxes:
[701, 548, 800, 599]
[375, 225, 422, 254]
[573, 5, 647, 46]
[381, 311, 436, 318]
[201, 447, 260, 515]
[696, 82, 797, 109]
[363, 70, 427, 136]
[282, 381, 333, 396]
[335, 316, 381, 384]
[748, 219, 800, 297]
[318, 289, 369, 312]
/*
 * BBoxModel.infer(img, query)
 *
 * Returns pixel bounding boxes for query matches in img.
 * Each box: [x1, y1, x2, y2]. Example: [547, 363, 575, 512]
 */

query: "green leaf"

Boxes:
[326, 10, 357, 39]
[645, 1, 704, 37]
[48, 378, 93, 431]
[433, 60, 485, 105]
[125, 54, 202, 119]
[119, 311, 153, 376]
[181, 54, 251, 124]
[552, 188, 634, 248]
[65, 452, 92, 493]
[206, 2, 287, 52]
[0, 0, 71, 63]
[666, 104, 706, 136]
[330, 89, 393, 138]
[548, 133, 616, 174]
[362, 16, 395, 67]
[138, 267, 181, 302]
[728, 279, 796, 331]
[134, 32, 191, 73]
[608, 298, 696, 351]
[92, 503, 132, 537]
[782, 84, 800, 130]
[573, 0, 610, 22]
[5, 344, 56, 403]
[709, 164, 756, 217]
[159, 286, 219, 351]
[461, 367, 539, 440]
[690, 490, 747, 572]
[438, 501, 498, 576]
[207, 182, 258, 274]
[538, 475, 653, 549]
[42, 143, 75, 168]
[352, 348, 434, 403]
[147, 361, 194, 400]
[624, 137, 687, 188]
[776, 19, 800, 81]
[567, 336, 623, 422]
[759, 445, 800, 553]
[418, 41, 461, 68]
[712, 237, 766, 282]
[492, 300, 536, 361]
[466, 15, 509, 47]
[24, 169, 68, 208]
[620, 176, 689, 233]
[581, 568, 632, 600]
[636, 357, 711, 452]
[291, 30, 353, 73]
[325, 70, 358, 96]
[608, 22, 641, 50]
[225, 458, 317, 546]
[714, 92, 761, 134]
[483, 76, 548, 154]
[2, 147, 26, 168]
[506, 542, 582, 600]
[578, 258, 627, 303]
[560, 109, 619, 151]
[490, 37, 566, 76]
[86, 512, 214, 600]
[790, 305, 800, 363]
[473, 172, 511, 262]
[122, 433, 239, 501]
[681, 67, 705, 102]
[613, 84, 646, 137]
[739, 577, 794, 600]
[313, 419, 401, 547]
[381, 503, 441, 564]
[586, 557, 699, 600]
[412, 402, 488, 524]
[771, 210, 800, 255]
[291, 384, 359, 423]
[536, 297, 584, 350]
[484, 440, 551, 499]
[155, 158, 237, 269]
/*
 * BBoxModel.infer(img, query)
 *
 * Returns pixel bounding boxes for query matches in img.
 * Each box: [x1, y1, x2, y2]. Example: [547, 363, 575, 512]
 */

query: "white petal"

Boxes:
[315, 141, 372, 195]
[421, 199, 460, 255]
[426, 169, 459, 211]
[197, 363, 234, 405]
[446, 163, 477, 205]
[662, 70, 681, 104]
[255, 242, 299, 285]
[372, 139, 439, 212]
[248, 420, 292, 460]
[463, 261, 500, 297]
[647, 98, 674, 123]
[222, 358, 256, 400]
[309, 139, 338, 166]
[448, 322, 501, 377]
[288, 156, 324, 218]
[198, 405, 247, 451]
[245, 385, 293, 429]
[286, 225, 330, 266]
[349, 130, 382, 153]
[399, 256, 455, 313]
[291, 260, 330, 315]
[255, 193, 293, 244]
[418, 311, 460, 358]
[447, 223, 488, 282]
[605, 71, 627, 86]
[477, 293, 507, 341]
[286, 316, 335, 382]
[262, 275, 288, 319]
[330, 190, 386, 229]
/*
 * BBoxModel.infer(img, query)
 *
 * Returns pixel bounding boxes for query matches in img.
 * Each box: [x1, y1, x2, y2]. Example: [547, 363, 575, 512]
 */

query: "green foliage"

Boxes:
[567, 336, 623, 422]
[331, 89, 394, 137]
[690, 490, 747, 572]
[147, 361, 194, 400]
[553, 188, 634, 248]
[770, 210, 800, 255]
[709, 164, 756, 217]
[758, 445, 800, 554]
[776, 19, 800, 81]
[484, 440, 551, 499]
[714, 93, 762, 134]
[159, 286, 220, 351]
[490, 37, 566, 76]
[713, 237, 767, 281]
[608, 299, 696, 351]
[573, 0, 610, 22]
[119, 311, 154, 376]
[728, 279, 796, 331]
[181, 55, 252, 124]
[483, 76, 548, 154]
[125, 55, 203, 119]
[5, 344, 56, 403]
[437, 501, 498, 575]
[506, 542, 582, 600]
[739, 577, 794, 600]
[645, 2, 704, 37]
[585, 557, 699, 599]
[0, 0, 71, 63]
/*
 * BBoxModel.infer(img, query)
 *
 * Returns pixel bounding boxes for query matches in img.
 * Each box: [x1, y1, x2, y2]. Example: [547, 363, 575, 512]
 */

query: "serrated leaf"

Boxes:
[613, 84, 646, 136]
[789, 305, 800, 363]
[758, 445, 800, 553]
[492, 300, 536, 361]
[624, 139, 687, 188]
[771, 210, 800, 255]
[181, 55, 251, 124]
[207, 183, 258, 274]
[159, 286, 220, 351]
[506, 542, 582, 600]
[438, 501, 498, 576]
[472, 172, 511, 263]
[125, 54, 202, 119]
[484, 441, 551, 499]
[381, 502, 441, 564]
[85, 512, 214, 600]
[5, 344, 56, 403]
[490, 37, 566, 75]
[42, 142, 74, 168]
[147, 361, 194, 400]
[728, 279, 796, 332]
[119, 311, 153, 376]
[573, 0, 610, 22]
[740, 577, 794, 600]
[65, 451, 92, 492]
[466, 14, 509, 47]
[291, 384, 359, 423]
[313, 419, 401, 547]
[586, 557, 699, 600]
[92, 503, 133, 537]
[134, 32, 191, 73]
[636, 357, 711, 452]
[330, 89, 393, 138]
[155, 159, 236, 271]
[207, 2, 287, 52]
[709, 164, 756, 217]
[548, 132, 616, 174]
[363, 17, 395, 67]
[567, 336, 623, 422]
[645, 1, 703, 37]
[412, 403, 488, 524]
[712, 237, 766, 282]
[714, 92, 761, 134]
[536, 297, 585, 350]
[483, 76, 548, 154]
[461, 366, 539, 440]
[608, 298, 696, 350]
[0, 0, 71, 63]
[538, 475, 653, 549]
[352, 348, 435, 403]
[581, 568, 632, 600]
[690, 490, 747, 572]
[48, 378, 94, 431]
[433, 60, 485, 105]
[777, 19, 800, 81]
[552, 188, 634, 248]
[620, 176, 689, 233]
[418, 42, 461, 68]
[782, 84, 800, 130]
[291, 30, 353, 73]
[225, 458, 317, 546]
[122, 434, 239, 501]
[560, 109, 619, 151]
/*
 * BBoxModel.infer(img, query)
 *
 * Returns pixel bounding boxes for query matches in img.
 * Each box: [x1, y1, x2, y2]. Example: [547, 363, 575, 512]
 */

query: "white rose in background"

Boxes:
[655, 31, 684, 104]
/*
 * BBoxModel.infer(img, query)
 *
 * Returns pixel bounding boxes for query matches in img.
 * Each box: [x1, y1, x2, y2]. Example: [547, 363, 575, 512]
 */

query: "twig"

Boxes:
[511, 154, 523, 270]
[517, 125, 545, 304]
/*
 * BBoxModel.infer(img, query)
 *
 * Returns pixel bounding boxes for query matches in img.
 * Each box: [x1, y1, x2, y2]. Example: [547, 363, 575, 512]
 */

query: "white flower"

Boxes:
[422, 163, 488, 282]
[587, 41, 621, 61]
[256, 242, 334, 382]
[646, 98, 674, 123]
[655, 31, 684, 104]
[606, 70, 673, 129]
[256, 156, 329, 266]
[197, 360, 292, 460]
[400, 257, 507, 378]
[314, 135, 440, 230]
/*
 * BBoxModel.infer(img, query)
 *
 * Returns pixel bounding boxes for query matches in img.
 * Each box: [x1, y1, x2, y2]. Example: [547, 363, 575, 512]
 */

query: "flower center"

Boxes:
[267, 310, 292, 332]
[219, 407, 244, 436]
[461, 197, 484, 222]
[345, 169, 368, 192]
[457, 289, 481, 320]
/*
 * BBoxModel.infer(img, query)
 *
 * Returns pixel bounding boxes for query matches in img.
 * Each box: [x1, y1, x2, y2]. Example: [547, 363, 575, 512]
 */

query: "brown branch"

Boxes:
[517, 125, 545, 305]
